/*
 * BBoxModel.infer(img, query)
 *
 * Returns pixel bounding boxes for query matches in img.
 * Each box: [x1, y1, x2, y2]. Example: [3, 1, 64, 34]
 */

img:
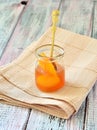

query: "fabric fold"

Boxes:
[0, 74, 75, 119]
[0, 27, 97, 119]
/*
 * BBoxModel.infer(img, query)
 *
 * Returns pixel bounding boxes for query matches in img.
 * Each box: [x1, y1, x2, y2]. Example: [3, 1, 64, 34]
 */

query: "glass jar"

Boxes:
[35, 44, 65, 92]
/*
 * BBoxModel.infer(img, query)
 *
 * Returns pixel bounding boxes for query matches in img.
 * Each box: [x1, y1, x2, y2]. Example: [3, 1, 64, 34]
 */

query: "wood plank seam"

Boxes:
[89, 0, 96, 37]
[83, 98, 88, 130]
[23, 109, 31, 130]
[58, 0, 63, 10]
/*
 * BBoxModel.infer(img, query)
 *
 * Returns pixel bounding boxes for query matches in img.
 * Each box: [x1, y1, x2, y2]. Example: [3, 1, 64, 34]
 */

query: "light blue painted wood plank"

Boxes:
[84, 1, 97, 130]
[0, 3, 25, 58]
[59, 0, 93, 36]
[26, 103, 86, 130]
[92, 0, 97, 39]
[0, 4, 30, 130]
[0, 103, 30, 130]
[84, 83, 97, 130]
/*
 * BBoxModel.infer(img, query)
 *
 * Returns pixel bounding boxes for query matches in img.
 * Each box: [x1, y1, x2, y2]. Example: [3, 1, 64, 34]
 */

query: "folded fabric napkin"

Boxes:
[0, 27, 97, 119]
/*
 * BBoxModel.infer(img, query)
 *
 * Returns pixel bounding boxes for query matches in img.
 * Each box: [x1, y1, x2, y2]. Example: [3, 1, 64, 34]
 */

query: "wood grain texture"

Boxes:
[84, 1, 97, 130]
[0, 3, 29, 130]
[0, 103, 30, 130]
[26, 103, 86, 130]
[0, 3, 25, 58]
[84, 83, 97, 130]
[59, 0, 93, 36]
[92, 0, 97, 39]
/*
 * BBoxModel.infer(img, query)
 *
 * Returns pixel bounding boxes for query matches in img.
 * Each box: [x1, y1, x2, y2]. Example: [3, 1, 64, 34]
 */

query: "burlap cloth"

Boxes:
[0, 27, 97, 119]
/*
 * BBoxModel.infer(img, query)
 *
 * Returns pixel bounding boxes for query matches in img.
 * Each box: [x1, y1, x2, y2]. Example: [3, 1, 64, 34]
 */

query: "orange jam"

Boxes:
[35, 58, 65, 92]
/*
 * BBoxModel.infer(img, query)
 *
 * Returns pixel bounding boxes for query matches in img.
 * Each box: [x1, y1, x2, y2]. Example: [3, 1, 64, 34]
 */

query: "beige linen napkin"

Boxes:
[0, 27, 97, 119]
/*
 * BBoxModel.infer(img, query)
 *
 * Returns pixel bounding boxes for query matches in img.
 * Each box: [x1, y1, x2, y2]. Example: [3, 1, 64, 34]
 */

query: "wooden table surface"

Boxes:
[0, 0, 97, 130]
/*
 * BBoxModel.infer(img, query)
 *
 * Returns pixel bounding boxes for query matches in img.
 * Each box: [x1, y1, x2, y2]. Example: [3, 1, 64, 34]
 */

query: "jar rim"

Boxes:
[35, 44, 64, 59]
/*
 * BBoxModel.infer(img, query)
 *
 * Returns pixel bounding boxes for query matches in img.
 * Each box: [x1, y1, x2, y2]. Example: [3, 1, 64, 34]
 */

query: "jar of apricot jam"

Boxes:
[35, 44, 65, 92]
